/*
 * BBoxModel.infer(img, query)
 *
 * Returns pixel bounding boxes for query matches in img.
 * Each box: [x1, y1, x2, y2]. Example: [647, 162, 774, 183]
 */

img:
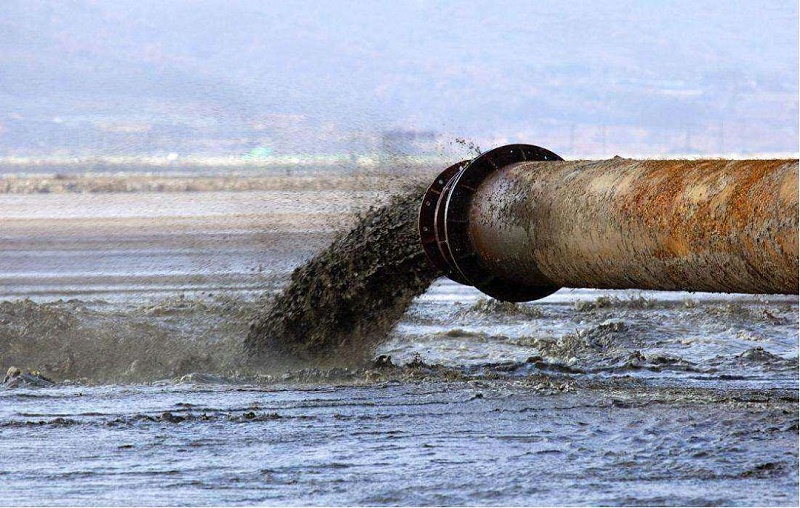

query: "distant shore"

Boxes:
[0, 172, 410, 194]
[0, 165, 441, 194]
[2, 152, 797, 194]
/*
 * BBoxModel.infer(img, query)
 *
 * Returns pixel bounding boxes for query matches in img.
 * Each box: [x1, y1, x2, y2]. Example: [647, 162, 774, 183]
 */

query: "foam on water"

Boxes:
[1, 286, 796, 388]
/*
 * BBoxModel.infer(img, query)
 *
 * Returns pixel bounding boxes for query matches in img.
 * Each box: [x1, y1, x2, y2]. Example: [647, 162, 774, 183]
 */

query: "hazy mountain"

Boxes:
[1, 0, 797, 156]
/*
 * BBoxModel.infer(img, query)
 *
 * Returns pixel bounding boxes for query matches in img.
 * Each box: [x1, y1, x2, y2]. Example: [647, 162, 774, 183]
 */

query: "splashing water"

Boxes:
[0, 182, 446, 382]
[0, 296, 256, 383]
[245, 185, 439, 367]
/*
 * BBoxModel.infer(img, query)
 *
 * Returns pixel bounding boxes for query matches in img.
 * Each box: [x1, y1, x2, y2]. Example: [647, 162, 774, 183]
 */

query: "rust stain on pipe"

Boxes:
[420, 144, 798, 301]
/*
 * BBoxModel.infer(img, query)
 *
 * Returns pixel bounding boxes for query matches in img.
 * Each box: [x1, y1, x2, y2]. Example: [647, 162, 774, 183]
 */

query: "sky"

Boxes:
[1, 0, 797, 156]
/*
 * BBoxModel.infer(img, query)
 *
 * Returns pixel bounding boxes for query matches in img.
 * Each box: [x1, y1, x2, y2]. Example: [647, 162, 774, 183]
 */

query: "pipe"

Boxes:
[419, 144, 798, 302]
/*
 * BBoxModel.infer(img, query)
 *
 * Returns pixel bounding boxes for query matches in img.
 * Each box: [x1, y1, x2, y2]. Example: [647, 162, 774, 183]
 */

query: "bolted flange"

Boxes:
[419, 144, 564, 302]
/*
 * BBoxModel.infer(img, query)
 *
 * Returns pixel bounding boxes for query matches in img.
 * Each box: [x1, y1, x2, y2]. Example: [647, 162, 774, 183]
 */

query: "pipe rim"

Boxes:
[443, 144, 564, 301]
[418, 160, 471, 283]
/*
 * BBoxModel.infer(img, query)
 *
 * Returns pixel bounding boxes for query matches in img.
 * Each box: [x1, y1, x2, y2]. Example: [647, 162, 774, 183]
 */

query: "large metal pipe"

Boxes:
[419, 144, 798, 301]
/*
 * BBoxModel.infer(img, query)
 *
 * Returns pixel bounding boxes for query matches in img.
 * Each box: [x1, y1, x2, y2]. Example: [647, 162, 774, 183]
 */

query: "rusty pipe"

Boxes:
[419, 144, 799, 301]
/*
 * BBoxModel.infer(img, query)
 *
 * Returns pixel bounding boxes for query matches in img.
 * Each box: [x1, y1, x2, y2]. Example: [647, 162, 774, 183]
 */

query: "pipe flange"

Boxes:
[443, 144, 563, 302]
[419, 160, 471, 284]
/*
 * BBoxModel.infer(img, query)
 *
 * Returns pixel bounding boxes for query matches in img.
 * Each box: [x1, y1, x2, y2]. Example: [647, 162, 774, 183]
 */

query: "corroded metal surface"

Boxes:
[466, 158, 798, 298]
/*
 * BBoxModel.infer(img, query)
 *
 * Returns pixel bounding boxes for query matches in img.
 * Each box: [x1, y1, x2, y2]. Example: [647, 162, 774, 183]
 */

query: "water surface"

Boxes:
[0, 188, 796, 506]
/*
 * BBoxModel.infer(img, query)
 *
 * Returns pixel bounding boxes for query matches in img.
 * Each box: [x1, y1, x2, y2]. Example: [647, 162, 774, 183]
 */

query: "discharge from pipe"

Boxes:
[419, 144, 798, 302]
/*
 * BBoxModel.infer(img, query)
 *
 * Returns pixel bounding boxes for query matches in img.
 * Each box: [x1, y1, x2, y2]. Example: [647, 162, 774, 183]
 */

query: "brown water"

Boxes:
[245, 185, 438, 366]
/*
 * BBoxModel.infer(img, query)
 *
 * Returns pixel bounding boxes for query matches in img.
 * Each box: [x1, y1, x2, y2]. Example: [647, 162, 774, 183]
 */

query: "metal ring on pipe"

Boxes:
[419, 144, 564, 301]
[418, 160, 470, 284]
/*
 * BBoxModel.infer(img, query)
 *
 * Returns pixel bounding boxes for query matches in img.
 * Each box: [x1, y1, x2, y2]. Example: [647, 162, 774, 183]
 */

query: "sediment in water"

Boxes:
[0, 296, 256, 384]
[244, 185, 438, 366]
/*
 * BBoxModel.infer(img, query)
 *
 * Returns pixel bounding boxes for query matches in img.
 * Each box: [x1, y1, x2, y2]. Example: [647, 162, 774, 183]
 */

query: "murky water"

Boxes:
[2, 379, 796, 506]
[246, 185, 437, 365]
[0, 188, 797, 506]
